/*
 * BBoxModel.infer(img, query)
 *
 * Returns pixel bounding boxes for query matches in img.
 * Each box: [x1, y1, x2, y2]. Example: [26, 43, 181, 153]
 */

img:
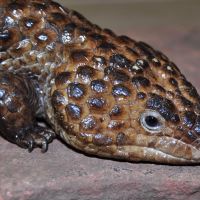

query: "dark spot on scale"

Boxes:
[51, 12, 66, 21]
[37, 27, 55, 41]
[137, 59, 149, 69]
[130, 59, 149, 73]
[55, 72, 71, 86]
[98, 42, 116, 51]
[32, 3, 47, 10]
[6, 99, 20, 113]
[116, 132, 127, 145]
[132, 76, 150, 88]
[79, 27, 91, 35]
[110, 54, 131, 68]
[182, 111, 197, 129]
[153, 84, 166, 93]
[77, 65, 95, 80]
[112, 85, 131, 97]
[156, 51, 169, 62]
[110, 105, 122, 117]
[64, 23, 77, 33]
[126, 47, 139, 57]
[23, 18, 36, 28]
[183, 86, 199, 99]
[182, 79, 193, 88]
[137, 92, 146, 100]
[0, 31, 11, 42]
[92, 56, 106, 68]
[52, 90, 66, 107]
[147, 93, 179, 122]
[8, 2, 25, 11]
[104, 66, 114, 76]
[194, 116, 200, 135]
[118, 35, 136, 44]
[89, 33, 105, 41]
[180, 79, 200, 99]
[171, 114, 180, 123]
[91, 80, 106, 93]
[188, 87, 199, 99]
[108, 121, 125, 130]
[105, 68, 130, 83]
[112, 70, 130, 82]
[88, 97, 106, 110]
[104, 29, 116, 37]
[0, 89, 5, 99]
[138, 41, 154, 50]
[175, 89, 182, 95]
[71, 50, 88, 62]
[0, 74, 11, 85]
[194, 103, 200, 115]
[93, 134, 113, 146]
[49, 1, 63, 9]
[187, 130, 197, 140]
[162, 63, 179, 76]
[72, 11, 86, 21]
[37, 33, 48, 42]
[176, 95, 193, 108]
[136, 41, 157, 59]
[169, 78, 178, 87]
[81, 116, 96, 130]
[151, 57, 161, 67]
[66, 103, 81, 119]
[67, 83, 85, 99]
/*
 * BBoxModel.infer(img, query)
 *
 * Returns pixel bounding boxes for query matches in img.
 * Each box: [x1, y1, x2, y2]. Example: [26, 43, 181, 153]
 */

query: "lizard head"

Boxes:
[119, 41, 200, 164]
[137, 79, 200, 164]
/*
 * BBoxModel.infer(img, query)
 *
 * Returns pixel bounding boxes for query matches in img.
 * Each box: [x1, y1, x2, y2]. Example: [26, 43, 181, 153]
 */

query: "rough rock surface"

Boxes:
[1, 136, 200, 200]
[1, 138, 200, 200]
[0, 4, 200, 200]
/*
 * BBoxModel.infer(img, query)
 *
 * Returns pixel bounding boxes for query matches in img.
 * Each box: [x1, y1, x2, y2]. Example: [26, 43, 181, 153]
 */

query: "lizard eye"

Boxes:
[140, 110, 165, 133]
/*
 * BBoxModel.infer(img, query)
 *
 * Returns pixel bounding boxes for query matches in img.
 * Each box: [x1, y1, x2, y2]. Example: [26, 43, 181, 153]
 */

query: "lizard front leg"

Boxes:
[0, 71, 55, 152]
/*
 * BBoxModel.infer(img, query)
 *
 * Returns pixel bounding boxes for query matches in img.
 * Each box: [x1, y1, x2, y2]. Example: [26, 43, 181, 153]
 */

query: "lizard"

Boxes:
[0, 0, 200, 164]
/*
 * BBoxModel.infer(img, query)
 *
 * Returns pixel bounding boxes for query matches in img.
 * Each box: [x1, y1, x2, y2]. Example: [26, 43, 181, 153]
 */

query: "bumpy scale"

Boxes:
[0, 0, 200, 164]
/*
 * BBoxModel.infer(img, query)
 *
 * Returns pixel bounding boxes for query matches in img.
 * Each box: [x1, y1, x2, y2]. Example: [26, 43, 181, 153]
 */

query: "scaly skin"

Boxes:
[0, 0, 200, 164]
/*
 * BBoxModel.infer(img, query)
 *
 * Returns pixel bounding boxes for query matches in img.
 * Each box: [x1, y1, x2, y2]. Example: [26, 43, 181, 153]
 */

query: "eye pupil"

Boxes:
[145, 116, 159, 127]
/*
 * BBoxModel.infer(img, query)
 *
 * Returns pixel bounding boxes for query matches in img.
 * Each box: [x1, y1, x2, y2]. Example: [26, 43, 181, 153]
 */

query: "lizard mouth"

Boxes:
[114, 142, 200, 165]
[110, 130, 200, 164]
[62, 127, 200, 164]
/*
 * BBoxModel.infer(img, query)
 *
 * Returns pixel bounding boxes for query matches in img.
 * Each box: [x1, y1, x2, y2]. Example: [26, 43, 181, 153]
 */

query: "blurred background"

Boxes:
[57, 0, 199, 29]
[56, 0, 200, 90]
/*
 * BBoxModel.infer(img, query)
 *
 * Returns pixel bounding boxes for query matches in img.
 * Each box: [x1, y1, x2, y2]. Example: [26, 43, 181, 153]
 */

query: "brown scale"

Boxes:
[0, 0, 200, 164]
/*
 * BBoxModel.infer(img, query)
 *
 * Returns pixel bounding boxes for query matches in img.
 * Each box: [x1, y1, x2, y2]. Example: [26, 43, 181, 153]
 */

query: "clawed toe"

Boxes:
[27, 138, 34, 152]
[41, 138, 48, 153]
[28, 137, 48, 153]
[16, 126, 56, 152]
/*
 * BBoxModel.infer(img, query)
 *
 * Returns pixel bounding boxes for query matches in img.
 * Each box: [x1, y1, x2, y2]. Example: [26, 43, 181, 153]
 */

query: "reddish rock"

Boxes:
[1, 138, 200, 200]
